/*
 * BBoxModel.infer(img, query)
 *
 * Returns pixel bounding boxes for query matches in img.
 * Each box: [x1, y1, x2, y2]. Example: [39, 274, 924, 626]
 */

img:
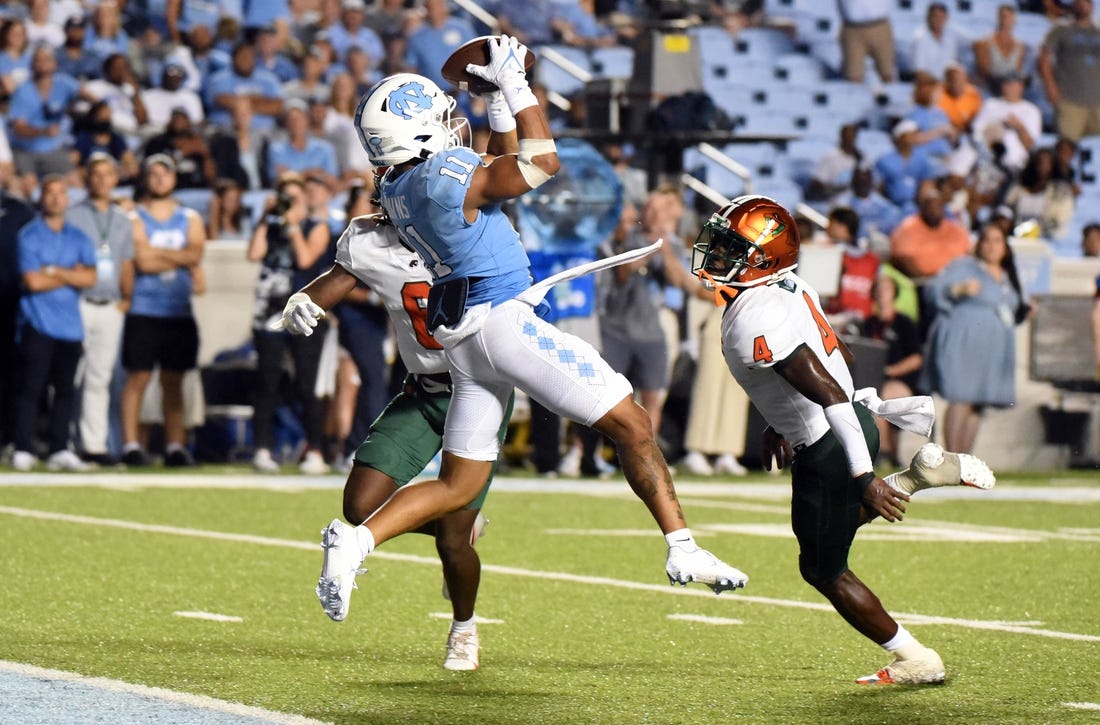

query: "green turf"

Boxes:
[1, 472, 1098, 724]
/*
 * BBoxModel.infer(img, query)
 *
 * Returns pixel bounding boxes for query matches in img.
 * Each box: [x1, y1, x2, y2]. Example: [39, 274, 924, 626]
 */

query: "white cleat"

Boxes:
[665, 544, 748, 594]
[442, 512, 489, 601]
[892, 444, 996, 495]
[443, 627, 480, 671]
[315, 518, 367, 622]
[856, 648, 946, 685]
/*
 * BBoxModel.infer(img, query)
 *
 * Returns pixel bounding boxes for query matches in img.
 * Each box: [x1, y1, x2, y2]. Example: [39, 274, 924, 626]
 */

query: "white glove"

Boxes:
[465, 34, 538, 115]
[481, 88, 516, 134]
[281, 291, 325, 336]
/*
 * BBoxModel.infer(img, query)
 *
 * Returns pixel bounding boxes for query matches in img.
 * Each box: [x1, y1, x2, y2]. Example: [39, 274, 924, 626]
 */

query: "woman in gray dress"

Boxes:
[921, 223, 1030, 453]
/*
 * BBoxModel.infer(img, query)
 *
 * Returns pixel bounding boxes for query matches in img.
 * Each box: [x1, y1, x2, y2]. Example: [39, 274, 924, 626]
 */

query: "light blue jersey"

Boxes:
[380, 146, 532, 308]
[131, 205, 194, 319]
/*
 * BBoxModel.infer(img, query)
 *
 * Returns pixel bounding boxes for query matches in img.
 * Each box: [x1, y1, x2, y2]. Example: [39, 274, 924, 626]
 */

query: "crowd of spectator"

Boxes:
[0, 0, 1098, 474]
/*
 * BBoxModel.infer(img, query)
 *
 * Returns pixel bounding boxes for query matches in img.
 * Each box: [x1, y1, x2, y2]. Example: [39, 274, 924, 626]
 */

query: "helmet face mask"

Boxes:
[355, 73, 470, 167]
[691, 194, 800, 301]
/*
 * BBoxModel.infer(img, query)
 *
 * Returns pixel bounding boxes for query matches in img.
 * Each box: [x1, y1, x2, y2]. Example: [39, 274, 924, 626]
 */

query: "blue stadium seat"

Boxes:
[589, 46, 633, 79]
[1013, 12, 1052, 54]
[683, 147, 748, 199]
[751, 176, 804, 209]
[732, 27, 796, 59]
[701, 81, 755, 120]
[786, 137, 835, 185]
[772, 53, 825, 84]
[533, 44, 591, 97]
[810, 80, 876, 121]
[693, 25, 737, 81]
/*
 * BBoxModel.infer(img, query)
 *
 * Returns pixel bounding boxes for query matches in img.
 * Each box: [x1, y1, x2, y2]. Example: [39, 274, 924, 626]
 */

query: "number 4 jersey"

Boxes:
[720, 272, 855, 450]
[335, 216, 447, 376]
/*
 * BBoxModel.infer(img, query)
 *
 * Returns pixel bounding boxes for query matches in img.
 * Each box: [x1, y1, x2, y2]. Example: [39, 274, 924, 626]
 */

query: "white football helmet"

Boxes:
[354, 73, 469, 167]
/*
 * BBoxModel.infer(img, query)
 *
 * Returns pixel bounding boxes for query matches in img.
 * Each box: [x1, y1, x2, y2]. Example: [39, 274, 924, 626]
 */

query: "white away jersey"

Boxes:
[720, 272, 854, 449]
[335, 216, 446, 375]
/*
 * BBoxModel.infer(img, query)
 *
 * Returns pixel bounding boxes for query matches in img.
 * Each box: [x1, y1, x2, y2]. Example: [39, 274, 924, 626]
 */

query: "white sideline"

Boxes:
[668, 614, 743, 626]
[0, 660, 329, 725]
[173, 611, 244, 623]
[1064, 702, 1100, 711]
[1, 505, 1098, 644]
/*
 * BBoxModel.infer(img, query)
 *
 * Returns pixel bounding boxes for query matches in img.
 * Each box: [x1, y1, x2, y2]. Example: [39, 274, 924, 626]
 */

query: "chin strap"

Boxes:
[697, 269, 740, 306]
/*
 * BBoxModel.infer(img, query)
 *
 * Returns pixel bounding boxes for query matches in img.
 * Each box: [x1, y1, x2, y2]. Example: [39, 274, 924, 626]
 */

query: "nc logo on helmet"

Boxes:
[388, 82, 433, 120]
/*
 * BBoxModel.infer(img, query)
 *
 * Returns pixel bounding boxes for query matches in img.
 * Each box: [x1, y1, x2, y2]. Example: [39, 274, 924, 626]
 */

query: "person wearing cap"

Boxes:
[264, 98, 339, 190]
[326, 0, 384, 64]
[909, 2, 965, 78]
[142, 109, 216, 190]
[972, 4, 1028, 92]
[970, 71, 1041, 172]
[1039, 0, 1100, 142]
[874, 120, 937, 210]
[120, 153, 206, 468]
[205, 41, 283, 133]
[54, 13, 99, 81]
[66, 152, 137, 466]
[143, 62, 204, 131]
[11, 174, 97, 473]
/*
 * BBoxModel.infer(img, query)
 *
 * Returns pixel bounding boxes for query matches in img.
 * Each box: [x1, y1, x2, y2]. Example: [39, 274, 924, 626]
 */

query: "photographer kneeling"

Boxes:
[247, 173, 332, 474]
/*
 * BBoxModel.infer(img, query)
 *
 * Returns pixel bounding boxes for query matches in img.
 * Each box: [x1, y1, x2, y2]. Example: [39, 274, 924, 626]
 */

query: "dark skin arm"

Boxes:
[771, 343, 910, 522]
[298, 262, 359, 311]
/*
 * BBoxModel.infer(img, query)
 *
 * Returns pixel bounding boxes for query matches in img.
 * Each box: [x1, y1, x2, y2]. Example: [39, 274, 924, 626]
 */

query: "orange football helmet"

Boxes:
[691, 194, 800, 305]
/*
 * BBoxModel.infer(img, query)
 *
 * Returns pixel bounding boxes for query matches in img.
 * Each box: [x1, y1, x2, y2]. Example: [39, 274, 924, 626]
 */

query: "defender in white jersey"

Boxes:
[692, 195, 996, 686]
[278, 212, 508, 671]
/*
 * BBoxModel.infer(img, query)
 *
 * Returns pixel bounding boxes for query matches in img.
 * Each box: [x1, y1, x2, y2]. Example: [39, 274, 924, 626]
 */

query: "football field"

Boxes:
[1, 468, 1098, 724]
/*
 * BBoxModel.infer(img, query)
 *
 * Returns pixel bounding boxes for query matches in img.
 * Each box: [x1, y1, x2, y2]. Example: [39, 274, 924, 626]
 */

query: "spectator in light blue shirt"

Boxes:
[242, 0, 289, 35]
[205, 42, 283, 132]
[326, 0, 384, 64]
[875, 120, 938, 212]
[904, 71, 957, 163]
[493, 0, 557, 46]
[265, 99, 339, 189]
[83, 2, 129, 67]
[551, 0, 617, 48]
[404, 0, 476, 89]
[13, 175, 97, 470]
[7, 44, 84, 194]
[0, 17, 32, 97]
[254, 24, 299, 83]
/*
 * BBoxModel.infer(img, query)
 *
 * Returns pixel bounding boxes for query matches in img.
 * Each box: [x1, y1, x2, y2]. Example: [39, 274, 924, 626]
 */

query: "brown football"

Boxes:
[440, 35, 537, 94]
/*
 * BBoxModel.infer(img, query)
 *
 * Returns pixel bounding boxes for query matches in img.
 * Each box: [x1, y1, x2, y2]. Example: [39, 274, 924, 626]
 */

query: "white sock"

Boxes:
[123, 441, 142, 453]
[881, 624, 926, 660]
[165, 442, 184, 454]
[665, 528, 697, 551]
[451, 615, 476, 633]
[355, 525, 376, 557]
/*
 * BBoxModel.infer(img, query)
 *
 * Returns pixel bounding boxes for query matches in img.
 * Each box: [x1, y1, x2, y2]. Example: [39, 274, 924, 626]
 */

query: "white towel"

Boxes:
[853, 387, 936, 437]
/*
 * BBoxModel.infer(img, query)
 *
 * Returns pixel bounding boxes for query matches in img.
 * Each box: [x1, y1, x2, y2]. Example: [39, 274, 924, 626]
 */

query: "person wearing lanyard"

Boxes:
[66, 151, 136, 465]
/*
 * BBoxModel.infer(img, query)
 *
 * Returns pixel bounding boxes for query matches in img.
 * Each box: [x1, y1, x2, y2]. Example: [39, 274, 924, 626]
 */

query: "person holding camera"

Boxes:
[247, 173, 332, 474]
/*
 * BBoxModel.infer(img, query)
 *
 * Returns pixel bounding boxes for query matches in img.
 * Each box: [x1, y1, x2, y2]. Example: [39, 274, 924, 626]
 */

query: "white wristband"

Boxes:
[501, 81, 538, 115]
[484, 90, 516, 134]
[823, 402, 874, 477]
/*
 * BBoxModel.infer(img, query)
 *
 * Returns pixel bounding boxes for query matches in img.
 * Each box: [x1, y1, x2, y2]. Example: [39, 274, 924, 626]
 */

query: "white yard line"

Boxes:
[1, 505, 1097, 644]
[173, 611, 244, 623]
[1064, 702, 1100, 711]
[0, 660, 328, 725]
[667, 614, 743, 625]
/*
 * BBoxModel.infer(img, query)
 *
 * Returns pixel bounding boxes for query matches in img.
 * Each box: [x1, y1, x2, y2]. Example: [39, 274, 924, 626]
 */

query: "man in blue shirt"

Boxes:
[204, 42, 283, 132]
[302, 38, 749, 626]
[264, 99, 339, 188]
[404, 0, 476, 90]
[7, 44, 84, 195]
[12, 175, 97, 472]
[326, 0, 384, 65]
[874, 120, 937, 213]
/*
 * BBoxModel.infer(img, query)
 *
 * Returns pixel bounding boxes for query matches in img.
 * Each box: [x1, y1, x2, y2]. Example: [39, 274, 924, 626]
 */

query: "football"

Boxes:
[440, 35, 537, 94]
